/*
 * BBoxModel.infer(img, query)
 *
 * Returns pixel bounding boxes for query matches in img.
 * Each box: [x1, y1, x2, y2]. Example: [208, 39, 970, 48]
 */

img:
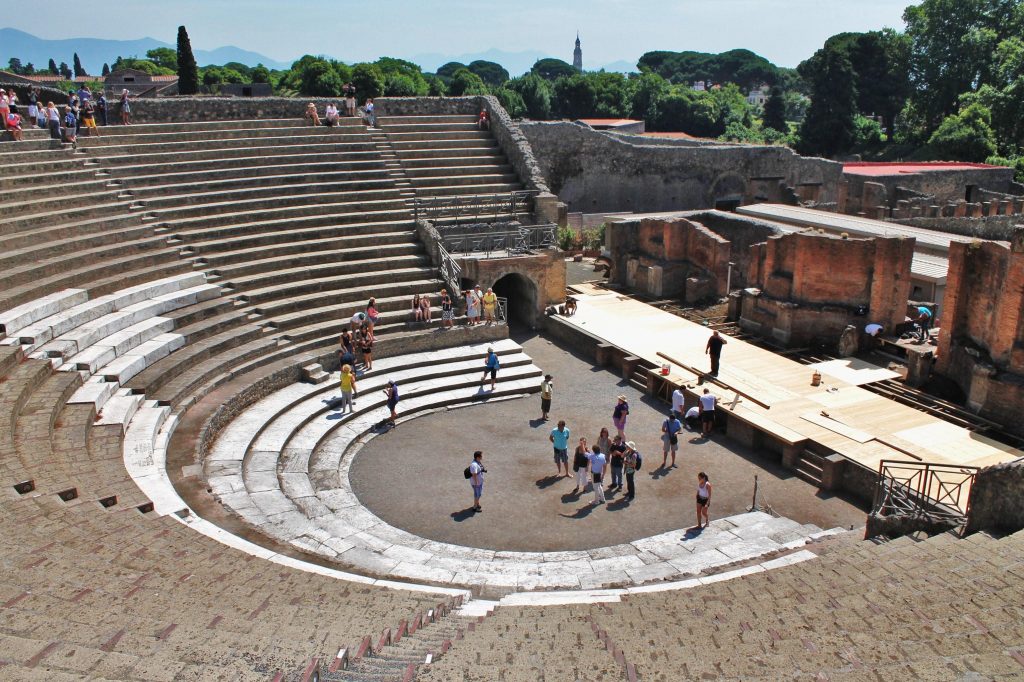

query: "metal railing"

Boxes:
[437, 243, 462, 295]
[439, 223, 557, 258]
[496, 296, 508, 323]
[413, 190, 538, 224]
[872, 460, 979, 533]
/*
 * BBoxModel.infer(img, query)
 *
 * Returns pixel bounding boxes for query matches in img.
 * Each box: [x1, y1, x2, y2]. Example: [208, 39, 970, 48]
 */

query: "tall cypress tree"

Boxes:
[73, 52, 87, 77]
[762, 86, 787, 133]
[48, 58, 58, 75]
[176, 25, 199, 95]
[102, 63, 111, 77]
[59, 62, 72, 80]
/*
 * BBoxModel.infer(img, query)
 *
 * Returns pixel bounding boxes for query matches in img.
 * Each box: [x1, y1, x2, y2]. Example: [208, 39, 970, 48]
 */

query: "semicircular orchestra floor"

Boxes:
[202, 335, 865, 592]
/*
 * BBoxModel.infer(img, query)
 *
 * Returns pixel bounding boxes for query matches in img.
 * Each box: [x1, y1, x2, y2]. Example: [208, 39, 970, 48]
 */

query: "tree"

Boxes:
[351, 63, 385, 100]
[425, 74, 447, 96]
[532, 58, 577, 81]
[251, 64, 271, 84]
[177, 26, 199, 95]
[903, 0, 1022, 132]
[73, 52, 86, 77]
[298, 59, 343, 96]
[762, 85, 787, 132]
[59, 62, 72, 80]
[436, 62, 466, 80]
[102, 63, 111, 77]
[797, 44, 858, 157]
[48, 58, 58, 75]
[629, 72, 669, 122]
[820, 30, 910, 140]
[7, 57, 23, 74]
[927, 102, 998, 161]
[552, 73, 598, 118]
[385, 74, 419, 96]
[508, 73, 552, 119]
[448, 68, 488, 96]
[495, 88, 526, 118]
[147, 47, 177, 71]
[638, 48, 778, 89]
[467, 60, 509, 87]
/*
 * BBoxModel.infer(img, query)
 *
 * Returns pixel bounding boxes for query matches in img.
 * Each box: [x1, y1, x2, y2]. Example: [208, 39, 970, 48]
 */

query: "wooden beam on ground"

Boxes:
[657, 351, 771, 409]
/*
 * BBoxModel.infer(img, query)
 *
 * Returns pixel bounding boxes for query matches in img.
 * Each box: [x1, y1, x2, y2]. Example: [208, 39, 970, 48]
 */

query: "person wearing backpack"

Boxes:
[467, 450, 486, 512]
[661, 411, 683, 469]
[623, 441, 642, 500]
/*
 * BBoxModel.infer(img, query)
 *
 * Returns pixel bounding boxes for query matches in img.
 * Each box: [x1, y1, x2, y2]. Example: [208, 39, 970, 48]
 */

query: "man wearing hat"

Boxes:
[623, 441, 642, 500]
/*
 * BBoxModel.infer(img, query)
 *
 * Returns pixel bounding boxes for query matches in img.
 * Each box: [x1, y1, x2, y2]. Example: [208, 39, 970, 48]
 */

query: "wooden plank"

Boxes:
[807, 358, 901, 385]
[657, 351, 771, 409]
[800, 411, 874, 443]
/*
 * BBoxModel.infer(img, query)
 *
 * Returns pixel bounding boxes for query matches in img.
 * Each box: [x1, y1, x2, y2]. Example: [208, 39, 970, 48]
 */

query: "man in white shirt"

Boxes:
[671, 387, 685, 419]
[469, 450, 485, 512]
[699, 388, 717, 437]
[684, 406, 701, 432]
[587, 445, 607, 505]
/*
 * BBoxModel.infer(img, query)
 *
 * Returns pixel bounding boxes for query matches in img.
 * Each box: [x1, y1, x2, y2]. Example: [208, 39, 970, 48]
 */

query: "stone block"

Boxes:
[820, 453, 846, 491]
[595, 343, 614, 367]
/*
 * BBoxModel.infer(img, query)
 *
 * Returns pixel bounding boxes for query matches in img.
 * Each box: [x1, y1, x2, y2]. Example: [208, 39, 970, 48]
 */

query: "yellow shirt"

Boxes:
[482, 292, 497, 309]
[340, 372, 355, 392]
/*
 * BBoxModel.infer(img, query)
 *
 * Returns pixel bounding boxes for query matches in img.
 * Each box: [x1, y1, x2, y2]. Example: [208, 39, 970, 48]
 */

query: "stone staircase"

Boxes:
[421, 528, 1024, 680]
[373, 114, 526, 216]
[0, 113, 532, 678]
[0, 350, 460, 679]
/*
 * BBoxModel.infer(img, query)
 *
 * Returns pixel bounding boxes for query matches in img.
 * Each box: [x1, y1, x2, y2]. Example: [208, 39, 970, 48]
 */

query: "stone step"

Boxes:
[172, 218, 417, 255]
[193, 230, 418, 269]
[0, 247, 194, 314]
[302, 363, 330, 384]
[0, 288, 89, 338]
[376, 115, 478, 125]
[214, 246, 425, 285]
[160, 208, 414, 245]
[76, 123, 373, 148]
[14, 273, 206, 347]
[231, 263, 434, 304]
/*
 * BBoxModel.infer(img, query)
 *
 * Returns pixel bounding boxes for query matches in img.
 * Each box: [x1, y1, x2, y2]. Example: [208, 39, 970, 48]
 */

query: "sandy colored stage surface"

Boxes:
[563, 285, 1023, 483]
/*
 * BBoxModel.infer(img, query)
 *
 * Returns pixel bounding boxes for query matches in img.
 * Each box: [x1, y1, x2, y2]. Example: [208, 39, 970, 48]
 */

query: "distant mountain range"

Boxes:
[0, 28, 293, 74]
[0, 27, 639, 77]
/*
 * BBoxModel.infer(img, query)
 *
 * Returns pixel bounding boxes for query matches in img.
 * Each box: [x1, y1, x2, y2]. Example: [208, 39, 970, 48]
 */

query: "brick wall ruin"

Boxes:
[520, 121, 843, 214]
[605, 213, 778, 302]
[936, 228, 1024, 433]
[843, 166, 1024, 221]
[739, 231, 915, 346]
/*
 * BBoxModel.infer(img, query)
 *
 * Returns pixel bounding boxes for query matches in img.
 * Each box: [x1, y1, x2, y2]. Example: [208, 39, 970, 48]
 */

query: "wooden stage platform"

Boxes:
[562, 285, 1023, 481]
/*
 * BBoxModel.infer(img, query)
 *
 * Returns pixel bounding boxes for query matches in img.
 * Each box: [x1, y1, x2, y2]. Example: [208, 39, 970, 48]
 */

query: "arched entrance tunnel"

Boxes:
[492, 273, 538, 328]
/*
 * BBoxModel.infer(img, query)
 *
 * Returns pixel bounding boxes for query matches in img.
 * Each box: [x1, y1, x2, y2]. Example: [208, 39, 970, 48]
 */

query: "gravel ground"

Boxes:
[348, 327, 866, 553]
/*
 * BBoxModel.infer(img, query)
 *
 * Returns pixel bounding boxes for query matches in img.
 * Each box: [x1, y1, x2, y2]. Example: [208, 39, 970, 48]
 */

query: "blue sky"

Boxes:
[7, 0, 916, 70]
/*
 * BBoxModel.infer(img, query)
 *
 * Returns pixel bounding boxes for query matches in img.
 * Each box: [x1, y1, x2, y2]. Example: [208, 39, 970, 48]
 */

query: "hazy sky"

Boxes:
[7, 0, 916, 69]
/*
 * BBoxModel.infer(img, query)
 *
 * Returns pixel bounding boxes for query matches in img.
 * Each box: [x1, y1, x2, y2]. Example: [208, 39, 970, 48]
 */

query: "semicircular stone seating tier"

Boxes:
[205, 339, 842, 592]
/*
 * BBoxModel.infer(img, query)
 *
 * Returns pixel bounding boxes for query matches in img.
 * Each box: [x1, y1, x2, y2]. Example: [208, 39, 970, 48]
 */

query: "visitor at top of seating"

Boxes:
[5, 111, 23, 141]
[344, 85, 356, 116]
[478, 108, 490, 130]
[305, 102, 320, 126]
[77, 85, 92, 103]
[324, 103, 339, 126]
[120, 89, 132, 125]
[363, 98, 376, 127]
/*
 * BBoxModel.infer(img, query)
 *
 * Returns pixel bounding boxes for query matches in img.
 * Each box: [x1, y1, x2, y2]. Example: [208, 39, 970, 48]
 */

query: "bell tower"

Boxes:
[573, 33, 583, 71]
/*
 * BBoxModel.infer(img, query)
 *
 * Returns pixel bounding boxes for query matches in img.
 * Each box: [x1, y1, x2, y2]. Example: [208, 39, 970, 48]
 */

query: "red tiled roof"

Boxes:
[577, 118, 641, 127]
[641, 131, 699, 140]
[843, 162, 1003, 177]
